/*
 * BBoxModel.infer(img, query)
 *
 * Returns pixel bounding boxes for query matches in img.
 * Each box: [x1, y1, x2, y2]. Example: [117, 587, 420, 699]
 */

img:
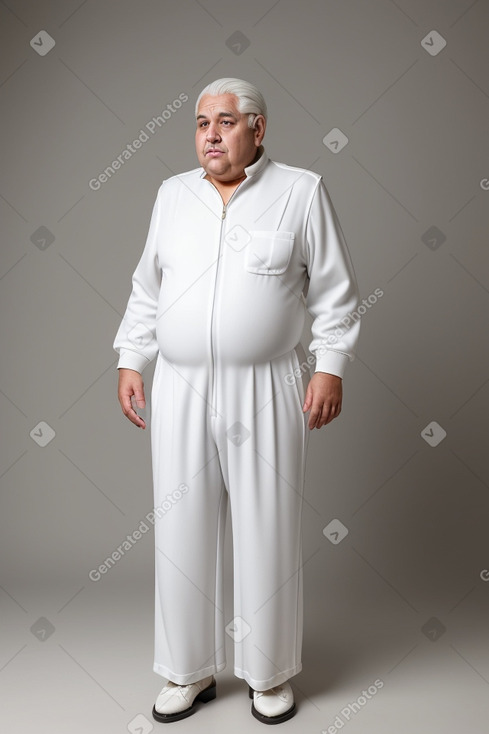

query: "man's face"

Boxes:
[195, 93, 265, 183]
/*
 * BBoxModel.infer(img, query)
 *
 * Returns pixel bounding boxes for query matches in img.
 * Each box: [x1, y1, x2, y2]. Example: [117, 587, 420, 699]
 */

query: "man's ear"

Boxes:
[253, 114, 266, 146]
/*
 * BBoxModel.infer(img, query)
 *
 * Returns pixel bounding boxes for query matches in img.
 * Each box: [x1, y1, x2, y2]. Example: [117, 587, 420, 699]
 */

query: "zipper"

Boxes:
[208, 183, 245, 418]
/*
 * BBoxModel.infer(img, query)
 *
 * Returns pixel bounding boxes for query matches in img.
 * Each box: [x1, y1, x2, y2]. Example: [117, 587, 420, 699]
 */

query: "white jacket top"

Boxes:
[113, 147, 360, 378]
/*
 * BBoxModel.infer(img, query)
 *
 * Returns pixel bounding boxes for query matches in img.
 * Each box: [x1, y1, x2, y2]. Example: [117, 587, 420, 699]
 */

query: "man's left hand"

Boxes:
[302, 372, 343, 430]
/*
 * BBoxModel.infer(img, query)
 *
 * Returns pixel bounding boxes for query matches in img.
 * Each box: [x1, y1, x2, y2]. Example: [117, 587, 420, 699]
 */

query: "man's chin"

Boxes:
[204, 161, 225, 170]
[203, 163, 230, 179]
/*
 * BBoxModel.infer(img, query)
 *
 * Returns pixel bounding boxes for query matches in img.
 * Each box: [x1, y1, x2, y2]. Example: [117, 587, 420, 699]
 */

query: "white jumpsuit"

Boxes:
[113, 148, 360, 691]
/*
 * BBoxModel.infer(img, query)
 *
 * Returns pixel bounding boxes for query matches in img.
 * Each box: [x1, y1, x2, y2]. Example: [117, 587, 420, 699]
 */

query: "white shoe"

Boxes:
[152, 675, 216, 722]
[249, 681, 296, 724]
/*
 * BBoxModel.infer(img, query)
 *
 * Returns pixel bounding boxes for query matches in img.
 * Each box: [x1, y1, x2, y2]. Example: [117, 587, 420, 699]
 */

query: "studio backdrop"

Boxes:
[1, 2, 488, 733]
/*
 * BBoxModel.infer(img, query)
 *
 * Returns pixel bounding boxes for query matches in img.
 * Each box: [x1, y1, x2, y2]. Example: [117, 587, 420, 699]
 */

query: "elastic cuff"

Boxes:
[116, 349, 150, 374]
[314, 350, 349, 378]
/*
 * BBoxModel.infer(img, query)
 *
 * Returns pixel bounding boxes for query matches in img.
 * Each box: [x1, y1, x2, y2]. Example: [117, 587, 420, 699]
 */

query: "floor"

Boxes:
[2, 565, 487, 734]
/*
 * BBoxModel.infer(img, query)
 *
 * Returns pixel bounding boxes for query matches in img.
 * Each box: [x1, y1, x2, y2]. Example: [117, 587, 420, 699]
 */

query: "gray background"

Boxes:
[1, 1, 488, 732]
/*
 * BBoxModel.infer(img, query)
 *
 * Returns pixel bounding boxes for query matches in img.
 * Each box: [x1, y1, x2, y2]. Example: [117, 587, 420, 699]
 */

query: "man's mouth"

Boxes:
[205, 148, 225, 156]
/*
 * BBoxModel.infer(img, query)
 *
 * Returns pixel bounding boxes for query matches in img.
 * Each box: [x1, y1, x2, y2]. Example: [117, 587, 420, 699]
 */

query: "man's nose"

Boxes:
[206, 124, 221, 142]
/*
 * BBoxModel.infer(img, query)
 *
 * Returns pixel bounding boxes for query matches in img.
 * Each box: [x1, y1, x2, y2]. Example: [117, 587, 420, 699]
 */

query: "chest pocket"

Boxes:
[245, 230, 295, 275]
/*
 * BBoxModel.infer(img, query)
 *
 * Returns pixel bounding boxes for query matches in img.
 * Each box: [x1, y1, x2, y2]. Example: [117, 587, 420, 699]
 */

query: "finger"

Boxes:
[318, 402, 331, 429]
[308, 402, 322, 430]
[127, 407, 146, 429]
[132, 388, 146, 409]
[119, 390, 133, 415]
[134, 413, 146, 429]
[322, 400, 341, 427]
[321, 404, 333, 427]
[312, 399, 334, 429]
[120, 390, 146, 429]
[302, 387, 312, 412]
[130, 394, 147, 429]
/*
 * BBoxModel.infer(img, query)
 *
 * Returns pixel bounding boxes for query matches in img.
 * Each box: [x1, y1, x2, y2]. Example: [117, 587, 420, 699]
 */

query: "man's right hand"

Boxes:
[118, 368, 146, 429]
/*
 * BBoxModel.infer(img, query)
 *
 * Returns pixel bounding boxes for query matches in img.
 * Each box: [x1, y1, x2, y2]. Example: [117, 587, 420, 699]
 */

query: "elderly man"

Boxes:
[114, 78, 360, 724]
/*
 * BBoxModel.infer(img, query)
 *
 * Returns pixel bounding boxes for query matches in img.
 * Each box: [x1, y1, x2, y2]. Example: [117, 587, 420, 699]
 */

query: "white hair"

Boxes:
[195, 77, 267, 128]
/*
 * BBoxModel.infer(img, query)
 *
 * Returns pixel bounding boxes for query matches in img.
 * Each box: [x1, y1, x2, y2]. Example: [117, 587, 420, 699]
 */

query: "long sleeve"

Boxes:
[113, 185, 163, 373]
[304, 178, 361, 378]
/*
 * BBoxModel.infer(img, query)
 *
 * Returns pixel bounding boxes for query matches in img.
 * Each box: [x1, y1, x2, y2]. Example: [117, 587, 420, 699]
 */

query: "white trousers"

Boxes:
[149, 345, 310, 691]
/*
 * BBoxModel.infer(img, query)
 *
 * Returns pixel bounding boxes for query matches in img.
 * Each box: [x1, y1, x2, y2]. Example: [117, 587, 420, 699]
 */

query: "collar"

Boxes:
[244, 145, 268, 177]
[199, 145, 269, 180]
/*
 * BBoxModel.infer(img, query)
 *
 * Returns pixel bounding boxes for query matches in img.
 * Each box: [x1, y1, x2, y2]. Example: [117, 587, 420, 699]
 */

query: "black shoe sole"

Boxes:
[248, 685, 296, 724]
[152, 680, 216, 723]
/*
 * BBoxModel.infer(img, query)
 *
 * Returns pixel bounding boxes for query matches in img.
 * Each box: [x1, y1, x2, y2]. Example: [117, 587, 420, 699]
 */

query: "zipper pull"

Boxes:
[222, 205, 227, 220]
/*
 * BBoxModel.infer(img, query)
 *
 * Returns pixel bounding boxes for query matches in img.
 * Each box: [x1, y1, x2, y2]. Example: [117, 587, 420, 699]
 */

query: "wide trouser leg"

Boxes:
[150, 354, 228, 684]
[213, 348, 309, 691]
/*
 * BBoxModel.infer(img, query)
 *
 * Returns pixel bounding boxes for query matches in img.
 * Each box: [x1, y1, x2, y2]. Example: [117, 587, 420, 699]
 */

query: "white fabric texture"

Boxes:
[113, 148, 360, 690]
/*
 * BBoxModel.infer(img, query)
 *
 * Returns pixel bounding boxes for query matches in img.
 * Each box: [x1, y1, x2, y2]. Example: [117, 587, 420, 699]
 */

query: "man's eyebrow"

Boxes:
[196, 111, 239, 121]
